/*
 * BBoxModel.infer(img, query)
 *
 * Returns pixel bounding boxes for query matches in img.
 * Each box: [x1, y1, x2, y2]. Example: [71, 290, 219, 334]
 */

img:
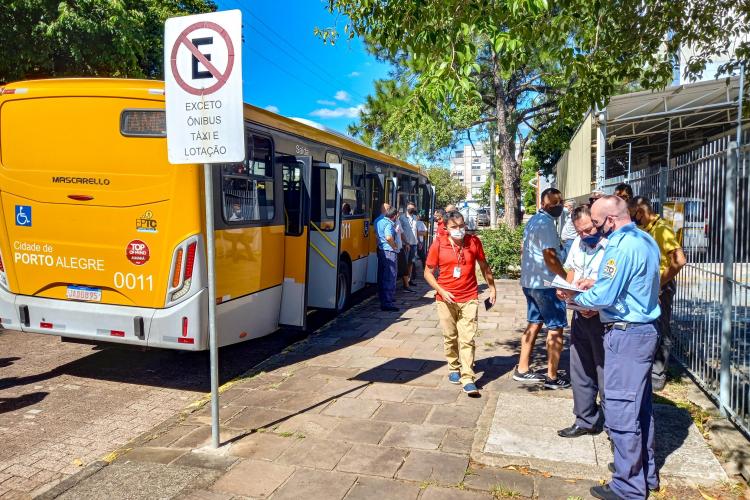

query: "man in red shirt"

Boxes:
[424, 211, 496, 396]
[434, 209, 448, 237]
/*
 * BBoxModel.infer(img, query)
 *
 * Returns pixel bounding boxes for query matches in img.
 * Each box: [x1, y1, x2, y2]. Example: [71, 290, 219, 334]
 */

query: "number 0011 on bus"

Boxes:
[66, 285, 102, 302]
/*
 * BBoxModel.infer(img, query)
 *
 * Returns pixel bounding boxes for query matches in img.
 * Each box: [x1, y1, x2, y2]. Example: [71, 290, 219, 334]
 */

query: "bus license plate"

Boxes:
[66, 286, 102, 302]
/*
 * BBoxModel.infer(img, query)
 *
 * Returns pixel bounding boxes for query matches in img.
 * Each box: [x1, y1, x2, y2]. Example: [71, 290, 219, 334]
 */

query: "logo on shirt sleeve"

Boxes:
[603, 258, 617, 279]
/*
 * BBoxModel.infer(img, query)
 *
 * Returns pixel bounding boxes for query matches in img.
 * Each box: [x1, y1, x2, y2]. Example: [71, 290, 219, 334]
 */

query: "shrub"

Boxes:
[479, 224, 525, 278]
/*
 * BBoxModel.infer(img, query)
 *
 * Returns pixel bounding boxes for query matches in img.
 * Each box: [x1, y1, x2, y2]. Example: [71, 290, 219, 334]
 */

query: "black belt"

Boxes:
[603, 321, 650, 331]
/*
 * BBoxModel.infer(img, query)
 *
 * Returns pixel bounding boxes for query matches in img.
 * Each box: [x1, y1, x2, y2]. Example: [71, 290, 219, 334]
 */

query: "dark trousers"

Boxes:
[652, 280, 676, 383]
[604, 323, 659, 499]
[571, 312, 605, 430]
[377, 248, 397, 308]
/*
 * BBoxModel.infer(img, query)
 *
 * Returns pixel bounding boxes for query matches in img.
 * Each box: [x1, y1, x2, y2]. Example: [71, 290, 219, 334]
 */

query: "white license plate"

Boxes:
[66, 286, 102, 302]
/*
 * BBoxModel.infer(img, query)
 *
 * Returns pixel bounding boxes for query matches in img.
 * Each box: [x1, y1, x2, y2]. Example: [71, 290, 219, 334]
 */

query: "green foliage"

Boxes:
[479, 224, 525, 278]
[0, 0, 216, 84]
[426, 166, 466, 209]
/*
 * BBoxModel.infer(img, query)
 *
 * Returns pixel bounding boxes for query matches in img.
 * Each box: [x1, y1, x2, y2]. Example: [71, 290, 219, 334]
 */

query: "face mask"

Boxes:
[546, 205, 564, 218]
[407, 208, 416, 215]
[581, 235, 601, 247]
[449, 228, 465, 239]
[596, 218, 613, 238]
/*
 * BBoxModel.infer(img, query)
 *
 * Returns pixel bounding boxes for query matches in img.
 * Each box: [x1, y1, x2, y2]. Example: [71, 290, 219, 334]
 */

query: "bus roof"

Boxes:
[1, 78, 422, 175]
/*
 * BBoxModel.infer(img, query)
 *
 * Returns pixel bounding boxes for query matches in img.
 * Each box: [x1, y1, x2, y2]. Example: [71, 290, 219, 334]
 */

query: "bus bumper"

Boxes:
[0, 288, 208, 351]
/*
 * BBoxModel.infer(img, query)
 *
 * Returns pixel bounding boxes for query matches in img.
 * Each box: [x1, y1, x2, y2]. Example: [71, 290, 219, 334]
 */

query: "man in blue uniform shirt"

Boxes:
[569, 196, 661, 500]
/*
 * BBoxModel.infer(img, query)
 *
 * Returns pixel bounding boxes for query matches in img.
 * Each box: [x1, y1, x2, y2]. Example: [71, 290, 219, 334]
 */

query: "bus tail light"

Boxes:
[0, 249, 8, 291]
[167, 236, 202, 306]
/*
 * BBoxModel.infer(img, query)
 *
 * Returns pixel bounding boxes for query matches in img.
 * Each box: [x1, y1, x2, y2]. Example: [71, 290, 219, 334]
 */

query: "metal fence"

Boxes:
[606, 129, 750, 437]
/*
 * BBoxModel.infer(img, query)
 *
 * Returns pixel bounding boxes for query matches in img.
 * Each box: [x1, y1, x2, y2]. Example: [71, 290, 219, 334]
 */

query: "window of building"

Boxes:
[222, 134, 275, 224]
[475, 176, 481, 182]
[455, 151, 464, 159]
[342, 158, 366, 216]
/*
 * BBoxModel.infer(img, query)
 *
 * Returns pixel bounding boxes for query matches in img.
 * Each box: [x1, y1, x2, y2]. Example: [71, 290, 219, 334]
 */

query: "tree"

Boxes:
[426, 166, 466, 210]
[0, 0, 216, 84]
[319, 0, 741, 228]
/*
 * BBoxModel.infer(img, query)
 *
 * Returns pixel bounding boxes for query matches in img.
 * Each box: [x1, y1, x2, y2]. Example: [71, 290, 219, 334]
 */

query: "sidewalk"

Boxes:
[43, 280, 735, 500]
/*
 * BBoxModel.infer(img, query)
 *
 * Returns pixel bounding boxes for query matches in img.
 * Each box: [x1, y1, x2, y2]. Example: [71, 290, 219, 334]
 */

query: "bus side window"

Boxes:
[222, 135, 275, 224]
[384, 177, 394, 206]
[280, 156, 304, 236]
[312, 167, 337, 231]
[342, 159, 366, 217]
[369, 174, 383, 221]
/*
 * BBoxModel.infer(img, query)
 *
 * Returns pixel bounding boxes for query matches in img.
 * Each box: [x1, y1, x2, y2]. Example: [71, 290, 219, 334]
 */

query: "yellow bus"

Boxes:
[0, 78, 434, 350]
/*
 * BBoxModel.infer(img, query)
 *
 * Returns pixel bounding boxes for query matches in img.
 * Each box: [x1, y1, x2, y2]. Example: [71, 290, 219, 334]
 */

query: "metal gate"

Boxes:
[605, 129, 750, 436]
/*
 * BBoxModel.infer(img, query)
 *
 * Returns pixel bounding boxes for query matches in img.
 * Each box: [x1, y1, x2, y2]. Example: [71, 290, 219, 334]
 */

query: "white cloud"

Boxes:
[310, 104, 366, 119]
[334, 90, 351, 102]
[264, 105, 279, 113]
[316, 99, 337, 106]
[348, 71, 361, 78]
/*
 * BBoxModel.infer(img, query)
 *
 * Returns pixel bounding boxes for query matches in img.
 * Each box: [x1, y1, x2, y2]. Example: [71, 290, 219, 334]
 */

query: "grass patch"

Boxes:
[492, 484, 522, 498]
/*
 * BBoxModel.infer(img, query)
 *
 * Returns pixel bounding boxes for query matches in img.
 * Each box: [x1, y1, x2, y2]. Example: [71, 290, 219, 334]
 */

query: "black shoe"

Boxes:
[543, 376, 571, 390]
[380, 306, 399, 312]
[402, 287, 417, 293]
[557, 424, 600, 438]
[608, 462, 615, 473]
[408, 280, 416, 286]
[512, 368, 545, 383]
[590, 483, 623, 500]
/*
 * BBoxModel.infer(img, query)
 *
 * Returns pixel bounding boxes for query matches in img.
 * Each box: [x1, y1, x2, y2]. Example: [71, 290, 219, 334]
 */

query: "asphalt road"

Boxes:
[0, 286, 373, 498]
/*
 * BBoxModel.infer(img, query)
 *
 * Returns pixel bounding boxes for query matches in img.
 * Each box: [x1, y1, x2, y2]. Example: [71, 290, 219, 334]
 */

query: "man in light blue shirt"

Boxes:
[375, 205, 400, 311]
[569, 196, 661, 500]
[516, 188, 570, 390]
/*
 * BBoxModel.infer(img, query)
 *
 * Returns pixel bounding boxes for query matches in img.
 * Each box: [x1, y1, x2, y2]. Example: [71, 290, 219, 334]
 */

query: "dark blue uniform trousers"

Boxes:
[570, 312, 605, 430]
[377, 248, 397, 308]
[604, 323, 659, 499]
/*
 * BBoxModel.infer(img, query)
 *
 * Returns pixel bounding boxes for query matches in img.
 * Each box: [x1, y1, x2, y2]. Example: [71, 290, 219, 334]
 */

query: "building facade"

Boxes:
[450, 143, 491, 203]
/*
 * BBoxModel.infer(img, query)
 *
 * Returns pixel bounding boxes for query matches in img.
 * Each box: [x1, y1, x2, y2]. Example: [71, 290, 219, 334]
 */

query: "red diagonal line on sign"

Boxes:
[176, 30, 226, 82]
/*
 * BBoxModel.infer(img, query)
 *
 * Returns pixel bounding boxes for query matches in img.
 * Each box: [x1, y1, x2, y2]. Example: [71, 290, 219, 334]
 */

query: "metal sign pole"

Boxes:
[203, 163, 220, 448]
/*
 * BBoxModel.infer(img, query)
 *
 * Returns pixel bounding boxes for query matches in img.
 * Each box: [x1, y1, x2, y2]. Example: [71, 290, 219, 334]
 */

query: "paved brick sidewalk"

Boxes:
[50, 280, 737, 500]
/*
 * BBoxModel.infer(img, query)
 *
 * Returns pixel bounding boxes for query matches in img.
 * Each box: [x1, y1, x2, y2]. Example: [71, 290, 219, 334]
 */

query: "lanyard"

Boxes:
[581, 245, 603, 278]
[448, 237, 465, 265]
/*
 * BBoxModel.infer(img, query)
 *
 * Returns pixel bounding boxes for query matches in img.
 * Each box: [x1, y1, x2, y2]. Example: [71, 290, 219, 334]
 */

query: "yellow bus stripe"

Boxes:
[310, 221, 336, 247]
[309, 242, 336, 268]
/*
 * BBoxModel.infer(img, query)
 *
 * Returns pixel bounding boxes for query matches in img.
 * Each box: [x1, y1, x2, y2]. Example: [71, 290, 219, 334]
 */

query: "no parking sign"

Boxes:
[164, 10, 244, 164]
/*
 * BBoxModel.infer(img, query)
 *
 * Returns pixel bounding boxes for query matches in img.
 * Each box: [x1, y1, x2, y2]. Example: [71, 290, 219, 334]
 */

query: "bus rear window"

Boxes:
[120, 110, 166, 137]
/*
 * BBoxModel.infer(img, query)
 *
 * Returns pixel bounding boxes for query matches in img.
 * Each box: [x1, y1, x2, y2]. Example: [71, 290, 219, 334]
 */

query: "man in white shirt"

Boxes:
[560, 200, 578, 258]
[397, 207, 417, 292]
[516, 188, 570, 389]
[557, 205, 609, 438]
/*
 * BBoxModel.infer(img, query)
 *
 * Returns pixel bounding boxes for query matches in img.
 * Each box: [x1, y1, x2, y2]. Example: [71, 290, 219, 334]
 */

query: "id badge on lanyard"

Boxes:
[453, 266, 462, 278]
[449, 238, 464, 279]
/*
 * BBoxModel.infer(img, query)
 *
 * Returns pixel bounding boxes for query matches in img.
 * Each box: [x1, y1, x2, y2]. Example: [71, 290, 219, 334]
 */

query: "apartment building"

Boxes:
[450, 142, 492, 202]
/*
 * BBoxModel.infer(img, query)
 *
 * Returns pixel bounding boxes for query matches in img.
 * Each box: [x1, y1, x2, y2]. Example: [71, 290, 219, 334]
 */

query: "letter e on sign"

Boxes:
[164, 10, 244, 165]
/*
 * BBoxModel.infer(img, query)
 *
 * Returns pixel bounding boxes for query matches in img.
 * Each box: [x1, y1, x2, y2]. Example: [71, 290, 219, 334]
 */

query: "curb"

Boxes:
[40, 292, 377, 498]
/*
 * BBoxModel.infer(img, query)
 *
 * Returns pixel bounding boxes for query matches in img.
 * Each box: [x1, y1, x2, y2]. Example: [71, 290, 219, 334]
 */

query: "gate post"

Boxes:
[720, 142, 737, 416]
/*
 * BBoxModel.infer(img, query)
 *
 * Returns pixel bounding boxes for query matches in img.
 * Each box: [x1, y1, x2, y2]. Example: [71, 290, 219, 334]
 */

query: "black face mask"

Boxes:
[407, 208, 416, 215]
[596, 218, 614, 238]
[546, 205, 564, 218]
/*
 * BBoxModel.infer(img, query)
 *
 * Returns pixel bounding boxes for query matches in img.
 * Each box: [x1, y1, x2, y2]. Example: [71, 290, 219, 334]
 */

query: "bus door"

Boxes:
[279, 155, 311, 327]
[385, 176, 398, 207]
[307, 163, 343, 309]
[366, 173, 384, 284]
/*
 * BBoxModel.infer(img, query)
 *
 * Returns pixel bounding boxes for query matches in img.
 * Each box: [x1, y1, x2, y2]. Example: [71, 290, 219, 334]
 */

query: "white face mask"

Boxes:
[449, 228, 465, 239]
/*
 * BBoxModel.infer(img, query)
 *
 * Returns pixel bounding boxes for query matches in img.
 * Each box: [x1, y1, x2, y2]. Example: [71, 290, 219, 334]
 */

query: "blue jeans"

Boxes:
[377, 249, 397, 308]
[604, 323, 659, 499]
[522, 287, 568, 329]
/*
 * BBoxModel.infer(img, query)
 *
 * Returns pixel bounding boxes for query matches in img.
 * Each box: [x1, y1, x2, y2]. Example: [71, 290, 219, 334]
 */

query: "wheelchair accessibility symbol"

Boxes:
[15, 205, 32, 227]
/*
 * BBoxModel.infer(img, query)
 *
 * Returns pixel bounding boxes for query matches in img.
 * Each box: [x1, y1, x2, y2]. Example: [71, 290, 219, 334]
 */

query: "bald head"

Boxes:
[590, 195, 631, 233]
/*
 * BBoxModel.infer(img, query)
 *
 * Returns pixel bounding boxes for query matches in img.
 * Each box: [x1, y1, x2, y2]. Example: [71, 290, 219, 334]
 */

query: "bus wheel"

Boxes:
[336, 261, 351, 313]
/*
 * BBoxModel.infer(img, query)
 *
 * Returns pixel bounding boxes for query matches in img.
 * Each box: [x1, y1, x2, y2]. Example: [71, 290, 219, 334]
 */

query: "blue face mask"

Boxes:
[581, 235, 601, 247]
[596, 219, 613, 238]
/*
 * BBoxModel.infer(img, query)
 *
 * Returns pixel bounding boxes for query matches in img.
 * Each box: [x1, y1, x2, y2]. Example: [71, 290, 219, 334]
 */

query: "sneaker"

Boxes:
[512, 368, 545, 384]
[402, 287, 417, 293]
[448, 371, 461, 384]
[462, 382, 480, 397]
[544, 376, 571, 390]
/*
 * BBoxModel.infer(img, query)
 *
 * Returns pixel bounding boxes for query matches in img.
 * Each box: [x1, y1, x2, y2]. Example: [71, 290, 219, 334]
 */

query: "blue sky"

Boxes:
[214, 0, 392, 136]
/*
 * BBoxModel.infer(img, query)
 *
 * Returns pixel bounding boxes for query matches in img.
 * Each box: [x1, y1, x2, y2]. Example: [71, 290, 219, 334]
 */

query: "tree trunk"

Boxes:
[493, 63, 522, 228]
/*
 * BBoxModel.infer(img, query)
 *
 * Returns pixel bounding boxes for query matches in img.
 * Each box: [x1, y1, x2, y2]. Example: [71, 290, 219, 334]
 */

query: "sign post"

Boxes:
[164, 9, 244, 448]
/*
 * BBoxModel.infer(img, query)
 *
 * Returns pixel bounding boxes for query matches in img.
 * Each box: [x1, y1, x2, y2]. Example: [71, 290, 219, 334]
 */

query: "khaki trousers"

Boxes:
[436, 300, 478, 385]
